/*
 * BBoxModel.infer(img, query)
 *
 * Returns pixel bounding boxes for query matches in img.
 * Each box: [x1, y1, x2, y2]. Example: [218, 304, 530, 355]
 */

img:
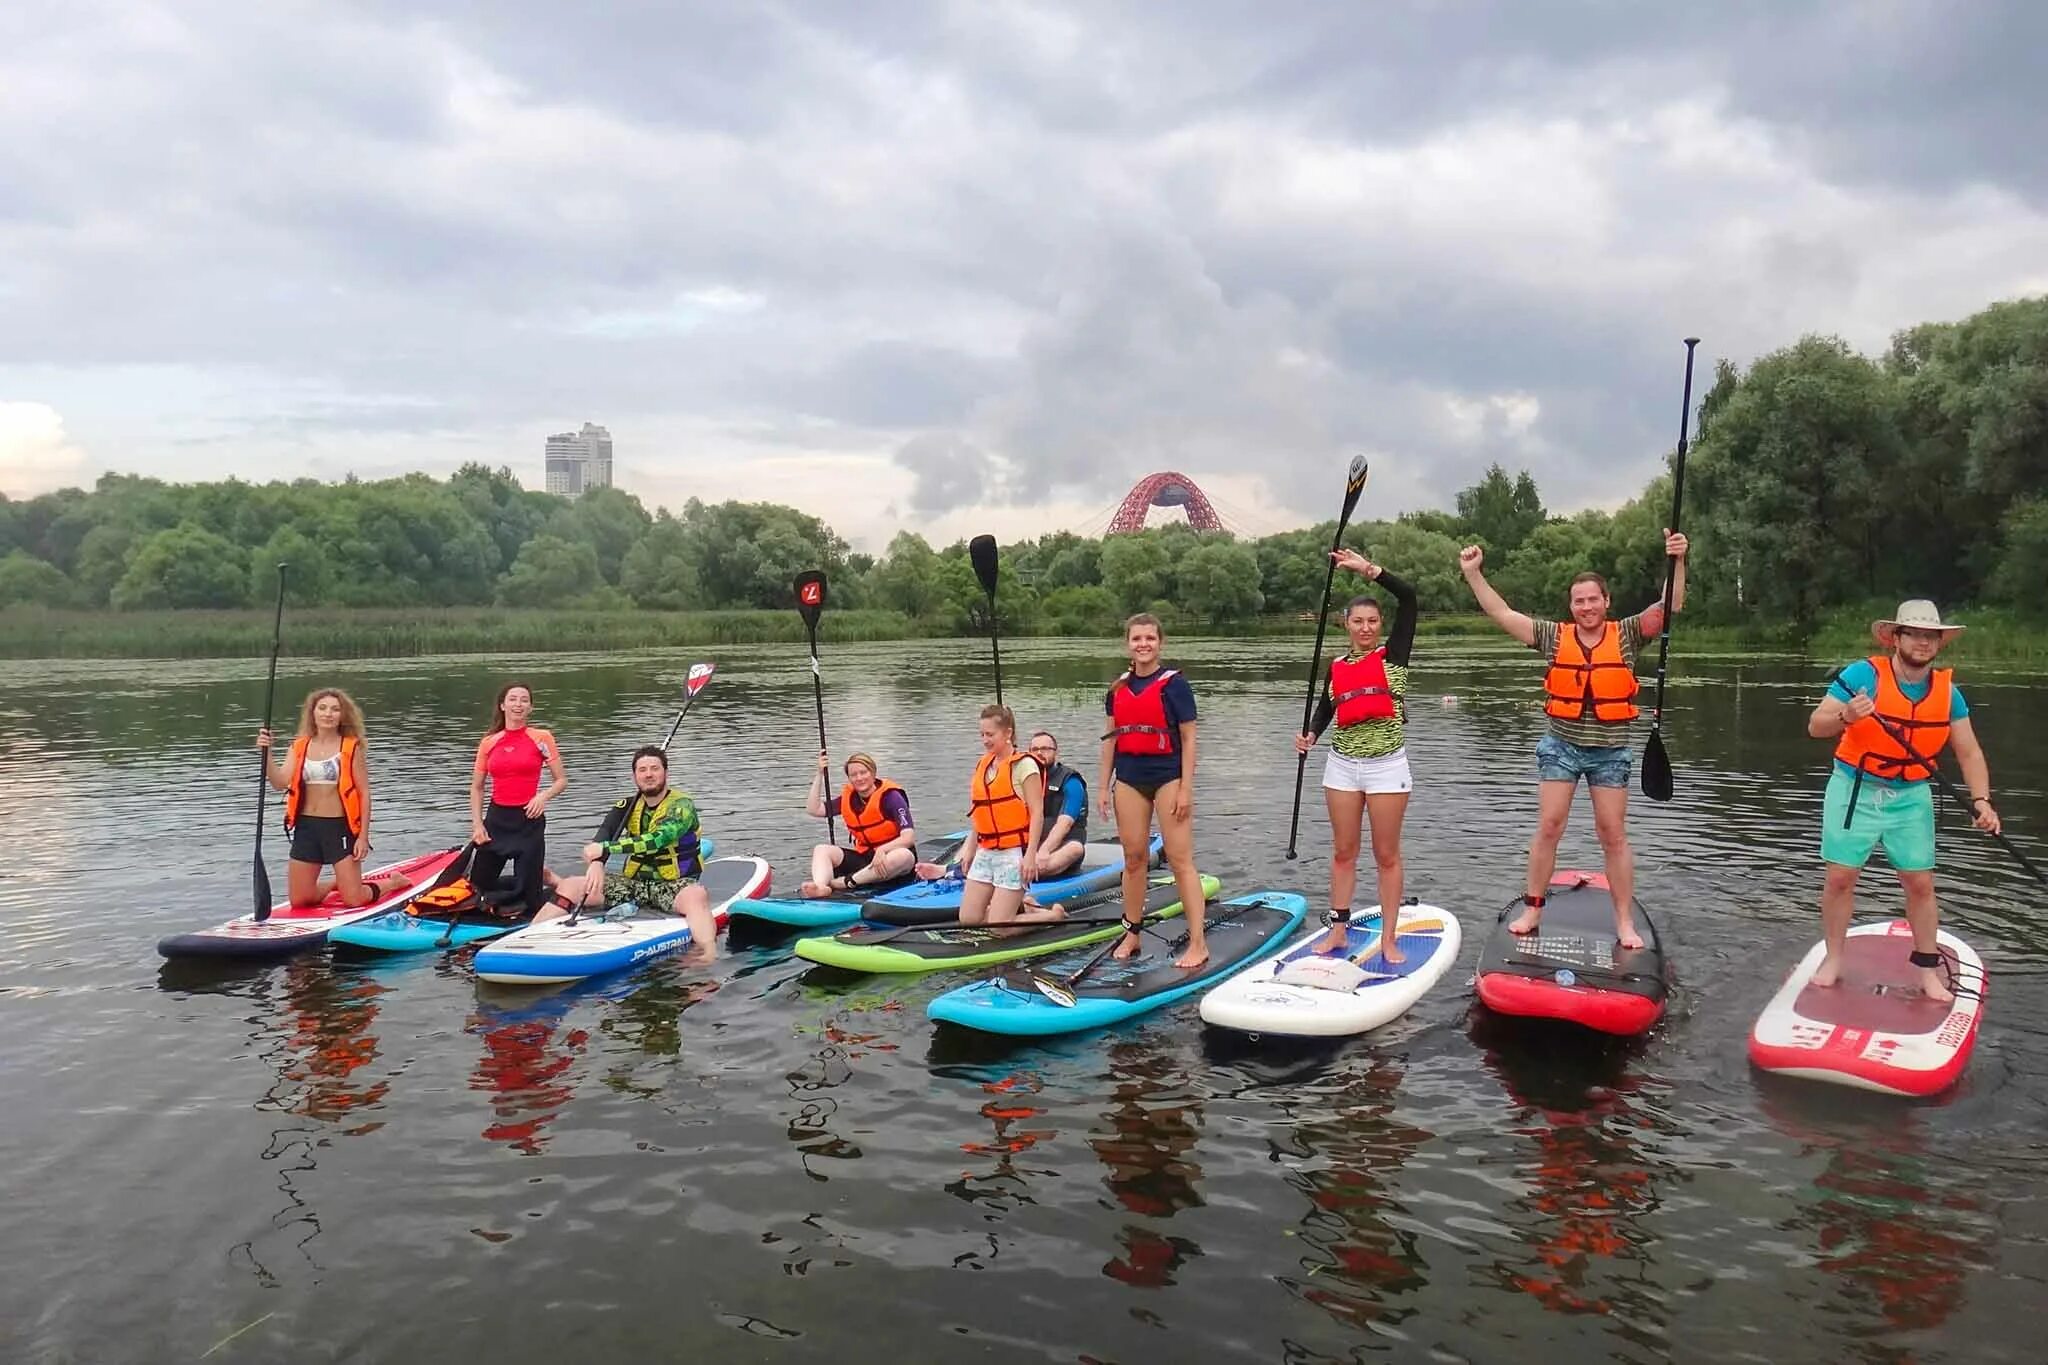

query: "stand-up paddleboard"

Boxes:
[1472, 872, 1669, 1036]
[157, 847, 463, 960]
[727, 833, 968, 928]
[927, 891, 1308, 1037]
[794, 875, 1219, 974]
[472, 856, 770, 985]
[861, 835, 1163, 927]
[1200, 900, 1462, 1038]
[1748, 921, 1985, 1096]
[332, 837, 715, 954]
[732, 833, 1160, 929]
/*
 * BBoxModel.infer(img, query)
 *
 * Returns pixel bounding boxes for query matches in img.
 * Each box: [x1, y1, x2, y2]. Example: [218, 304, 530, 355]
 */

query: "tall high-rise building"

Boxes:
[543, 423, 614, 497]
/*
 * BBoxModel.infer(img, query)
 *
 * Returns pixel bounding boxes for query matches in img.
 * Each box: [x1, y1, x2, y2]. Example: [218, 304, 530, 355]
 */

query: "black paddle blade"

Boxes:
[793, 570, 827, 629]
[1341, 456, 1369, 518]
[969, 534, 999, 597]
[253, 853, 272, 919]
[1641, 729, 1673, 802]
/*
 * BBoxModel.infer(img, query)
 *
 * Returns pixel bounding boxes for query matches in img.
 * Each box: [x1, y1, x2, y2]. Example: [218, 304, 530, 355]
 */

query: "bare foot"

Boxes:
[798, 880, 829, 899]
[1313, 927, 1350, 955]
[685, 945, 717, 966]
[1506, 904, 1542, 935]
[1614, 917, 1644, 951]
[1917, 966, 1954, 1005]
[1174, 945, 1209, 970]
[1809, 955, 1842, 988]
[1372, 937, 1406, 966]
[1112, 931, 1142, 961]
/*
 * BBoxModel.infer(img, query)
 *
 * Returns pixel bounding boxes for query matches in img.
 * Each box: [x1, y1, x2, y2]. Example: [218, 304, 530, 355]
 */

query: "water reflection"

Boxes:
[1270, 1055, 1434, 1333]
[1470, 1013, 1670, 1338]
[465, 986, 589, 1155]
[1758, 1088, 1995, 1344]
[1090, 1040, 1208, 1288]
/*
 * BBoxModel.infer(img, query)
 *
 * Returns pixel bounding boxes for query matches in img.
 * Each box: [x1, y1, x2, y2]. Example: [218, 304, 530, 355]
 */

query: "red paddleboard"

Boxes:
[1748, 921, 1984, 1097]
[1472, 870, 1670, 1037]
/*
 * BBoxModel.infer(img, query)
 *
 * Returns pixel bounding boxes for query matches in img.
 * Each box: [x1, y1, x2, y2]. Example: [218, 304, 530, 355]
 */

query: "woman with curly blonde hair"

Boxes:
[256, 687, 396, 908]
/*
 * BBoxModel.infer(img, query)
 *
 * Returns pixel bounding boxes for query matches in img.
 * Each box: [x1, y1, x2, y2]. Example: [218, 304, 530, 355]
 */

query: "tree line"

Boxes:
[3, 294, 2041, 635]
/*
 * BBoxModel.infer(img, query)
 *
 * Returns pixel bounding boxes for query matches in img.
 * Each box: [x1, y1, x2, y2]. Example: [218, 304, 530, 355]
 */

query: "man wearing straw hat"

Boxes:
[1805, 600, 2001, 1003]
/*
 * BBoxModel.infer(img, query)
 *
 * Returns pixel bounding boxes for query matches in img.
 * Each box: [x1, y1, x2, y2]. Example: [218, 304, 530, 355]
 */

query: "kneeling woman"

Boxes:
[1101, 613, 1207, 967]
[467, 682, 567, 915]
[257, 688, 393, 908]
[801, 750, 918, 896]
[1293, 549, 1418, 958]
[953, 704, 1049, 927]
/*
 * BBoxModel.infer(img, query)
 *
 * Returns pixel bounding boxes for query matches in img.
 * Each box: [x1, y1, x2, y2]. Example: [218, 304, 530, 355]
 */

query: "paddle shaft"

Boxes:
[1856, 697, 2047, 886]
[807, 622, 836, 843]
[252, 565, 287, 920]
[1285, 466, 1369, 859]
[1645, 338, 1699, 725]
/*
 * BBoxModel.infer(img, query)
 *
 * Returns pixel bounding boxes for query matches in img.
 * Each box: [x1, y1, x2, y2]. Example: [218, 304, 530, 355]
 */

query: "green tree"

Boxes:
[1987, 498, 2048, 619]
[497, 534, 602, 606]
[1099, 533, 1172, 612]
[1040, 584, 1118, 635]
[1178, 541, 1264, 624]
[1495, 519, 1602, 611]
[870, 532, 945, 618]
[1344, 520, 1465, 611]
[110, 523, 252, 609]
[549, 487, 653, 585]
[0, 550, 78, 607]
[619, 514, 704, 610]
[1455, 464, 1546, 553]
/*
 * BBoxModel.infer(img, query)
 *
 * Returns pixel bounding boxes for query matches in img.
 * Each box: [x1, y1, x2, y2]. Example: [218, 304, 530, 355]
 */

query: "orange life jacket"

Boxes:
[1835, 655, 1952, 782]
[969, 750, 1040, 850]
[1105, 669, 1181, 755]
[838, 779, 908, 854]
[1330, 649, 1398, 726]
[1542, 622, 1639, 723]
[284, 735, 365, 836]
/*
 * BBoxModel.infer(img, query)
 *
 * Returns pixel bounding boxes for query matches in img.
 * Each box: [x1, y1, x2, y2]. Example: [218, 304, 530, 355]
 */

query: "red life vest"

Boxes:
[284, 735, 364, 836]
[1542, 623, 1639, 723]
[838, 779, 908, 854]
[1329, 649, 1397, 726]
[969, 751, 1040, 850]
[1106, 669, 1181, 755]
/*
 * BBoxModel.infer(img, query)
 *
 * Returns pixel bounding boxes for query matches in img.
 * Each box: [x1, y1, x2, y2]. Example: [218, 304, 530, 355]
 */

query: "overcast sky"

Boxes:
[4, 1, 2044, 550]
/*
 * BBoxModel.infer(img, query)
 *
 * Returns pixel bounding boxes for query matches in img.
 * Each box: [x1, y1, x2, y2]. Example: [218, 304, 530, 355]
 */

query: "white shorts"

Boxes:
[1322, 748, 1413, 794]
[965, 845, 1026, 891]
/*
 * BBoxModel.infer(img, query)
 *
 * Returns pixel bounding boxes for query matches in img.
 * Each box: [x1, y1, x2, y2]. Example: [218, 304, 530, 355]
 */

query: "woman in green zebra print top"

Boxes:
[1294, 548, 1419, 959]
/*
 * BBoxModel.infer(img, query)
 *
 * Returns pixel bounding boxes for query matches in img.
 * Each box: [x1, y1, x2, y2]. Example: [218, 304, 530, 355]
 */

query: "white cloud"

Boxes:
[0, 402, 94, 497]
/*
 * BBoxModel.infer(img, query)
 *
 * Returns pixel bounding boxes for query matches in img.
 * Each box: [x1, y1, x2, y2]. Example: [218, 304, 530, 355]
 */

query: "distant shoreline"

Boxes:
[6, 605, 2044, 662]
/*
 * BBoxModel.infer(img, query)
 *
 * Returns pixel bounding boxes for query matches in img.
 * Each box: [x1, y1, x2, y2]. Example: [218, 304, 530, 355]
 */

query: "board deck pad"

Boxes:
[1749, 920, 1985, 1097]
[1474, 874, 1664, 998]
[1200, 903, 1464, 1038]
[993, 897, 1297, 1000]
[795, 879, 1211, 971]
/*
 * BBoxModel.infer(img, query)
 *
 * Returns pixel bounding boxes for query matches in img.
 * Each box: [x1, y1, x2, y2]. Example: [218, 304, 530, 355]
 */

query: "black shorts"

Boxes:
[289, 814, 357, 867]
[833, 846, 877, 878]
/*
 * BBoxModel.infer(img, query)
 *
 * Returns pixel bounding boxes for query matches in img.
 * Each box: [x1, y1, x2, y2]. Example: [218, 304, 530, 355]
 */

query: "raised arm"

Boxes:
[806, 750, 831, 819]
[1638, 530, 1690, 637]
[1458, 545, 1537, 648]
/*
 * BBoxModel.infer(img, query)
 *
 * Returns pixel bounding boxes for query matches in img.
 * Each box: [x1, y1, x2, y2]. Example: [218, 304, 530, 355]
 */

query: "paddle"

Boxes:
[252, 563, 288, 921]
[1028, 895, 1268, 1006]
[432, 842, 488, 948]
[1285, 456, 1371, 859]
[969, 534, 1003, 704]
[661, 661, 717, 750]
[1824, 668, 2048, 886]
[861, 880, 1178, 944]
[1640, 337, 1701, 803]
[794, 570, 836, 843]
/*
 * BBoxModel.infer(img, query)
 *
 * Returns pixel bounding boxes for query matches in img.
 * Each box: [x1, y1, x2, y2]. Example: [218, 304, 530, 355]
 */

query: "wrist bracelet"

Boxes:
[1970, 796, 1992, 808]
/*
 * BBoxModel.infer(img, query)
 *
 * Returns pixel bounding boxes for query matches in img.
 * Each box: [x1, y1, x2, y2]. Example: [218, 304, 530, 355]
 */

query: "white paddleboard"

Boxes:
[473, 856, 770, 985]
[1199, 901, 1462, 1037]
[1748, 920, 1985, 1097]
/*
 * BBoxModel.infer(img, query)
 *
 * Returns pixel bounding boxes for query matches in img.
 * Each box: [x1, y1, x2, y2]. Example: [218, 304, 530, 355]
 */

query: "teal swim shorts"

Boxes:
[1820, 768, 1936, 872]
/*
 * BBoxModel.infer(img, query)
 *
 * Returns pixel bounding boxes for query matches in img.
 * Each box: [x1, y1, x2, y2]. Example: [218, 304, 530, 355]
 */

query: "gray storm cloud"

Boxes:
[2, 1, 2043, 530]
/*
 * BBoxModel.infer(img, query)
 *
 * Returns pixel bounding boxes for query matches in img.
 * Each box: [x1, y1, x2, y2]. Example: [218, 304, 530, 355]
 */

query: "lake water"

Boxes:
[3, 636, 2045, 1363]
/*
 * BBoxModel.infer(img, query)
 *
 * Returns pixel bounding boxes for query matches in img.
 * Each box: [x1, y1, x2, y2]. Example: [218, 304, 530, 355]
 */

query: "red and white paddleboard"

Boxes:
[157, 847, 463, 960]
[1748, 920, 1985, 1097]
